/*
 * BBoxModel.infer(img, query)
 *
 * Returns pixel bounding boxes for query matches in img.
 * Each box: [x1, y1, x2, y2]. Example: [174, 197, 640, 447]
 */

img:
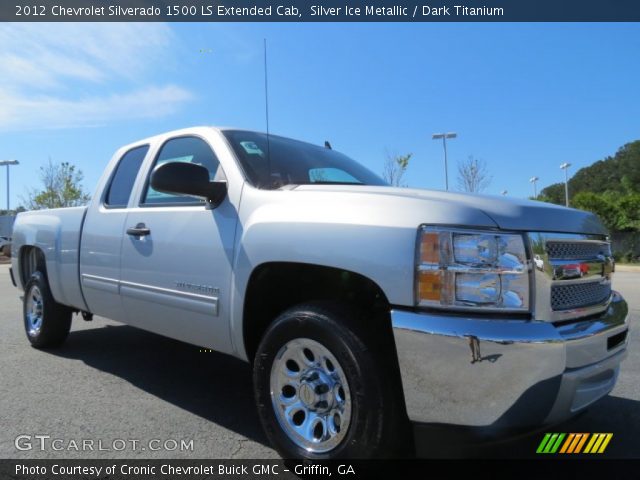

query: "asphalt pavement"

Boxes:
[0, 264, 637, 459]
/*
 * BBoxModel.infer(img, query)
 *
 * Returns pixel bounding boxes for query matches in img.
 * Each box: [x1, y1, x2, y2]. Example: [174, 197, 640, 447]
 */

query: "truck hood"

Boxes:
[293, 185, 607, 235]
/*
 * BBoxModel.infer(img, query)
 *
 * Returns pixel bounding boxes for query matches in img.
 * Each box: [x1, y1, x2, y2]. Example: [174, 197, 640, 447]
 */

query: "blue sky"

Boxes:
[0, 22, 639, 208]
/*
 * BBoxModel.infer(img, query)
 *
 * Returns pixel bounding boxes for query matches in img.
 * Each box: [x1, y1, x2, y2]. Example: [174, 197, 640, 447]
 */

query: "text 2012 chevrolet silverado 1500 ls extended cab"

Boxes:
[10, 127, 629, 459]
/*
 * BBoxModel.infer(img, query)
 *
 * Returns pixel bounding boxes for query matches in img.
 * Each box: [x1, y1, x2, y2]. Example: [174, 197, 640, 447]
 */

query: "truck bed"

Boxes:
[11, 206, 88, 311]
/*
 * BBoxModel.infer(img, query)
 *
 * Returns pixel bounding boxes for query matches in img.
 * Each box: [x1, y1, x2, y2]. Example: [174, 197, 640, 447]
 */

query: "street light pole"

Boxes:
[0, 160, 19, 211]
[432, 132, 457, 191]
[560, 162, 571, 207]
[529, 176, 539, 198]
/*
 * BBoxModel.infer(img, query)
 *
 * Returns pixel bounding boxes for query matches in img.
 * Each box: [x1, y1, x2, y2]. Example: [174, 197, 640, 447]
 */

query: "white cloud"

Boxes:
[0, 86, 191, 130]
[0, 23, 191, 131]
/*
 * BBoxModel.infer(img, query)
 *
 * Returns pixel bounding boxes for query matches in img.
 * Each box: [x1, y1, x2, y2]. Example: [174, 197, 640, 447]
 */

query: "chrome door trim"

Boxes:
[81, 273, 120, 295]
[119, 280, 219, 317]
[81, 274, 219, 316]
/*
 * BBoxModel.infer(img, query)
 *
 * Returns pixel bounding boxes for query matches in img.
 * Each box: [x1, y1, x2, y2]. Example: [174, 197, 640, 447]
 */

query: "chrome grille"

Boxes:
[529, 232, 614, 322]
[551, 282, 611, 311]
[546, 241, 610, 259]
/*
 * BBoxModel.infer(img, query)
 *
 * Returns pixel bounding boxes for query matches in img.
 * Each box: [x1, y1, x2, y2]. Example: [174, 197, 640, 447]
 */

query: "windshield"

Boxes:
[222, 130, 387, 189]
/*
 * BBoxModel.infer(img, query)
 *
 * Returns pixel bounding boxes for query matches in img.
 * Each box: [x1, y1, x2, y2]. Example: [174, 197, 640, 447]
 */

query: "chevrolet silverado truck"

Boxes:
[10, 127, 629, 459]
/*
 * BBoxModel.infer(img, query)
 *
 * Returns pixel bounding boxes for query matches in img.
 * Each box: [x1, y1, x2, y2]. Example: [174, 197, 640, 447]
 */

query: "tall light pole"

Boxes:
[529, 176, 539, 198]
[0, 160, 19, 211]
[560, 162, 571, 207]
[432, 132, 457, 191]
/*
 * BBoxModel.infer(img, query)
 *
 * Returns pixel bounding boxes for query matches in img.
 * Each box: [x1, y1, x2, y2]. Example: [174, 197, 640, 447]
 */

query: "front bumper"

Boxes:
[392, 291, 629, 428]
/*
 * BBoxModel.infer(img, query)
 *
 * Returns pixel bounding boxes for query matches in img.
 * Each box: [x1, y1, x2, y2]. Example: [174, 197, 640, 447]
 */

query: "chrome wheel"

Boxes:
[26, 286, 44, 336]
[270, 338, 352, 453]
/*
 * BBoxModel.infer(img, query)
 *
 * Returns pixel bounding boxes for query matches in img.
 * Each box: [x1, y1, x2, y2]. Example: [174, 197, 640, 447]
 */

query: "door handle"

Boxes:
[126, 223, 151, 236]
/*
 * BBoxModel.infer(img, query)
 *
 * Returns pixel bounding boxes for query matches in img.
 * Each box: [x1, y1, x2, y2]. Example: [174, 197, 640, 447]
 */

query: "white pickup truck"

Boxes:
[10, 127, 629, 459]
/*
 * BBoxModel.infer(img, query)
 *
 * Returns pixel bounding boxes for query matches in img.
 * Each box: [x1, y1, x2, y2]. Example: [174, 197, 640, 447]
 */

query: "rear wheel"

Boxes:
[253, 302, 408, 459]
[23, 271, 72, 348]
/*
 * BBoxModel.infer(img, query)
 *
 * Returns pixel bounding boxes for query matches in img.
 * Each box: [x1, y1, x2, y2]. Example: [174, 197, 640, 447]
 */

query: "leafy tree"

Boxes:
[620, 175, 635, 195]
[571, 141, 640, 194]
[537, 183, 565, 205]
[572, 191, 640, 232]
[539, 140, 640, 204]
[537, 140, 640, 235]
[572, 192, 618, 230]
[616, 193, 640, 231]
[457, 156, 491, 193]
[24, 159, 91, 210]
[383, 152, 412, 187]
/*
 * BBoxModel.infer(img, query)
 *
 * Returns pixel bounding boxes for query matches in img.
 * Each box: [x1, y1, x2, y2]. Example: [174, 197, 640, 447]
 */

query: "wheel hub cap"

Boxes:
[270, 338, 352, 453]
[299, 370, 333, 412]
[26, 286, 44, 336]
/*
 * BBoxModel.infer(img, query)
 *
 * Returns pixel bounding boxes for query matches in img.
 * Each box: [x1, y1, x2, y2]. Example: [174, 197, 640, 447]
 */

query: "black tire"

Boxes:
[253, 302, 409, 459]
[23, 271, 72, 348]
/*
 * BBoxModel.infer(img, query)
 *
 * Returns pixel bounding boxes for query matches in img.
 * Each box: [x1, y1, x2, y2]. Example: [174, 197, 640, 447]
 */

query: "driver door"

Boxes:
[119, 135, 236, 353]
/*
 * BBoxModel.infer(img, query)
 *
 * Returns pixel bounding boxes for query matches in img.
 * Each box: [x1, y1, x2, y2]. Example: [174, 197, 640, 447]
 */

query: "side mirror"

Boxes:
[150, 162, 227, 207]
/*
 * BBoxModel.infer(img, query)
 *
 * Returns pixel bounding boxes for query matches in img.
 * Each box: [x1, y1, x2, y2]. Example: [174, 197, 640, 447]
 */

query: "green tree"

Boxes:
[616, 193, 640, 231]
[620, 175, 635, 195]
[537, 183, 565, 205]
[539, 140, 640, 204]
[568, 141, 640, 195]
[572, 192, 619, 231]
[571, 191, 640, 232]
[24, 159, 91, 210]
[383, 152, 412, 187]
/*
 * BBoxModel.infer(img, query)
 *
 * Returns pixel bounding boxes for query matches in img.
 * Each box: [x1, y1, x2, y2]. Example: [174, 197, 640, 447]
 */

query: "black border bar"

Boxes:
[3, 0, 640, 22]
[2, 459, 640, 480]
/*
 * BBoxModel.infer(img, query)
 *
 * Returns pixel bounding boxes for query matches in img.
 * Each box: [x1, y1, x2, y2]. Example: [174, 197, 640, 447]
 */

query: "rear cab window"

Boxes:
[104, 145, 149, 208]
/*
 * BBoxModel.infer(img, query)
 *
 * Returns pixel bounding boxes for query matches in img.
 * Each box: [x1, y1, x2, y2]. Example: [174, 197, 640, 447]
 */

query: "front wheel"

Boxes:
[23, 271, 72, 348]
[253, 302, 407, 459]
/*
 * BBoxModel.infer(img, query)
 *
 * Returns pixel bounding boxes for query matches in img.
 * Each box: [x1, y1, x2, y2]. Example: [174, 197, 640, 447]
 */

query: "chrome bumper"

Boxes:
[392, 291, 629, 427]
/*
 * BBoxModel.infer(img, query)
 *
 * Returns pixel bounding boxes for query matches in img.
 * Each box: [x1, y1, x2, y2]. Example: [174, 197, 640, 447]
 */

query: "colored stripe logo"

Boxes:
[536, 433, 613, 454]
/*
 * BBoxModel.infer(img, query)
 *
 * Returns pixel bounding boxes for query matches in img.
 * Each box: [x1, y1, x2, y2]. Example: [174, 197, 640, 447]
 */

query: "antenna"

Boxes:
[264, 38, 272, 187]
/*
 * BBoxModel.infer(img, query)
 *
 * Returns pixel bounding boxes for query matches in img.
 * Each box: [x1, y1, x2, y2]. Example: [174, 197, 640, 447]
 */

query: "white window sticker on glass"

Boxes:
[240, 141, 265, 157]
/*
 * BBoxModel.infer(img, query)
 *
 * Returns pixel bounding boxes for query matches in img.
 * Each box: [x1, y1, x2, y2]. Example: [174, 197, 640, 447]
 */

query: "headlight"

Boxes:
[417, 226, 530, 311]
